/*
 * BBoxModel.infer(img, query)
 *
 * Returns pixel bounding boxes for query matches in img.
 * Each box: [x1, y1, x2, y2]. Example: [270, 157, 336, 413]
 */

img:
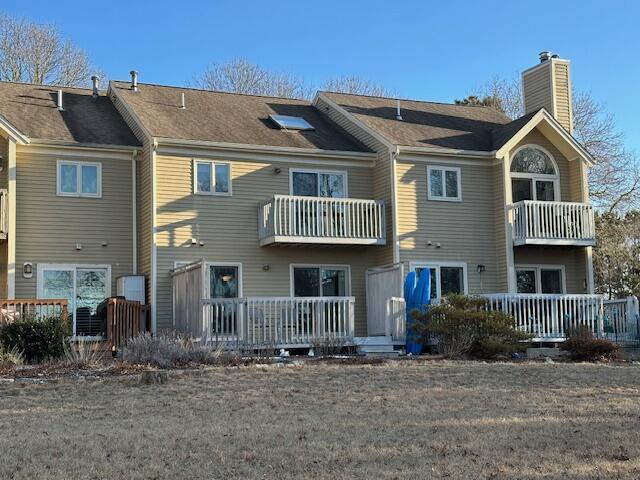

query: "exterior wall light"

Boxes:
[23, 262, 33, 279]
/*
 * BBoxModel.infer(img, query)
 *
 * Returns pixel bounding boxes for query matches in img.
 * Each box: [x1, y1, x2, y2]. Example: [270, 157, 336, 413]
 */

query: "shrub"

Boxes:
[0, 315, 70, 363]
[122, 331, 241, 368]
[412, 294, 532, 359]
[561, 326, 619, 361]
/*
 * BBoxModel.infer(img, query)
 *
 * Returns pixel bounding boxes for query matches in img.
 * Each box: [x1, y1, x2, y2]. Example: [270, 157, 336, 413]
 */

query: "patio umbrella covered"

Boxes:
[405, 269, 431, 355]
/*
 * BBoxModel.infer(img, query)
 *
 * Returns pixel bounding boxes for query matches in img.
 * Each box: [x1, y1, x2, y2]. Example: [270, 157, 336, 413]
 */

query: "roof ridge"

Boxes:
[111, 80, 312, 103]
[319, 90, 511, 113]
[0, 80, 93, 92]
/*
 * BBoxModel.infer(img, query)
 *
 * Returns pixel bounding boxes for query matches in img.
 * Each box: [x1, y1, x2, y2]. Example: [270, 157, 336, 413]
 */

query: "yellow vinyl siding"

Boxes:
[493, 162, 508, 291]
[553, 61, 572, 133]
[396, 158, 504, 293]
[154, 154, 378, 334]
[315, 95, 394, 265]
[109, 88, 152, 302]
[513, 247, 587, 294]
[523, 64, 553, 115]
[0, 136, 8, 297]
[14, 150, 134, 297]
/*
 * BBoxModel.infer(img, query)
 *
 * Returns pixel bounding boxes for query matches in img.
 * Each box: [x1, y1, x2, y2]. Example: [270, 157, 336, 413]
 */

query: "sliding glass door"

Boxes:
[39, 265, 110, 337]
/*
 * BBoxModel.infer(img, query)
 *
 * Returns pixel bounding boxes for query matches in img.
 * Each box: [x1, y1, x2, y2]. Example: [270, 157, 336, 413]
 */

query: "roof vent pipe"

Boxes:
[396, 99, 403, 121]
[91, 75, 99, 98]
[130, 70, 138, 92]
[57, 89, 64, 111]
[180, 92, 186, 109]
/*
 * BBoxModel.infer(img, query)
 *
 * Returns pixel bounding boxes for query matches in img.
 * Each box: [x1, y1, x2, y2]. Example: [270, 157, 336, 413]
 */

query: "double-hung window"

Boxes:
[411, 262, 468, 300]
[194, 160, 231, 195]
[427, 166, 461, 201]
[57, 160, 101, 197]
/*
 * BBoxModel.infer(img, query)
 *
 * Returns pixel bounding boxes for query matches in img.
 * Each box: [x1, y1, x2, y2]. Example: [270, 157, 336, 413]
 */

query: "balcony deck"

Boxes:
[508, 200, 596, 246]
[258, 195, 386, 247]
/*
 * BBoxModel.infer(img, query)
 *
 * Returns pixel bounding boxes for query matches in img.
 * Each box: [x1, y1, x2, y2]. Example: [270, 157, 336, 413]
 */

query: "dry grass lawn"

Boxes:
[1, 360, 640, 479]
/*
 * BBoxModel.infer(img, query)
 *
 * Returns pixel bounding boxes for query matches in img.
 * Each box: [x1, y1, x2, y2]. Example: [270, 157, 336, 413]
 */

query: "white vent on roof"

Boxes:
[269, 114, 314, 131]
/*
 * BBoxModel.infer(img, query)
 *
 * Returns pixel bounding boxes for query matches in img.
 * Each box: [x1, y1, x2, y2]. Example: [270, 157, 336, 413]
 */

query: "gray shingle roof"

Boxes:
[321, 91, 516, 151]
[111, 81, 370, 152]
[490, 110, 540, 151]
[0, 81, 141, 146]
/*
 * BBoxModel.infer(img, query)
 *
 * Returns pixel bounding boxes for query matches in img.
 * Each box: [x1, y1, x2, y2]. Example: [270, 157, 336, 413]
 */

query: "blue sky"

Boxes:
[3, 0, 639, 150]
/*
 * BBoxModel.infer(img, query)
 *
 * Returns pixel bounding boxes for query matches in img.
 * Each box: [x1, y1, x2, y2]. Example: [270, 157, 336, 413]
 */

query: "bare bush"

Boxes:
[123, 332, 242, 368]
[62, 339, 103, 368]
[0, 345, 24, 369]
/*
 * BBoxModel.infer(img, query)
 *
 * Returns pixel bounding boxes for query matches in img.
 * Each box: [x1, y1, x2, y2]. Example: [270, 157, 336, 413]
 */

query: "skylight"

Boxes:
[269, 114, 315, 131]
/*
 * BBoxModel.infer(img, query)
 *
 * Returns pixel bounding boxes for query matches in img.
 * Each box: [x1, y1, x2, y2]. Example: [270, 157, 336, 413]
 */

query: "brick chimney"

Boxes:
[522, 51, 573, 134]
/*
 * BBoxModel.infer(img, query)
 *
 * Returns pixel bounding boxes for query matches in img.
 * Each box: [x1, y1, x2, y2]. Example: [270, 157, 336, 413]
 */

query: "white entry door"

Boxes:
[38, 264, 111, 337]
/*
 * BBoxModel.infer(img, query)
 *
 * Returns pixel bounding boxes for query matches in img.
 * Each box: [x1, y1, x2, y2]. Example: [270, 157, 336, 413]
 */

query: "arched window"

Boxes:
[510, 145, 559, 202]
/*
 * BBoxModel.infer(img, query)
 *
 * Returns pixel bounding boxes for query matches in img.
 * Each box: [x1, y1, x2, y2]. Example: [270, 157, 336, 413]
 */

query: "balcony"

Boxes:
[258, 195, 386, 246]
[508, 200, 595, 247]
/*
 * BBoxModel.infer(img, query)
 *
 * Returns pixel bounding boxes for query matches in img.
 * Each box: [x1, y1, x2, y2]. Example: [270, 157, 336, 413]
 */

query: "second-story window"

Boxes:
[290, 169, 347, 198]
[510, 145, 559, 202]
[57, 160, 101, 198]
[427, 166, 461, 202]
[194, 160, 231, 195]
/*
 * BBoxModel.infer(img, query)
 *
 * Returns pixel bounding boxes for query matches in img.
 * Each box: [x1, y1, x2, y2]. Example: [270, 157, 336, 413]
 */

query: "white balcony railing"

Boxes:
[508, 200, 595, 246]
[258, 195, 385, 246]
[201, 296, 355, 348]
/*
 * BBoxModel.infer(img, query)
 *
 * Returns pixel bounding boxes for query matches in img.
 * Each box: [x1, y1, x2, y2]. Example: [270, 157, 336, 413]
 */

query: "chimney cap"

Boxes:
[538, 51, 560, 62]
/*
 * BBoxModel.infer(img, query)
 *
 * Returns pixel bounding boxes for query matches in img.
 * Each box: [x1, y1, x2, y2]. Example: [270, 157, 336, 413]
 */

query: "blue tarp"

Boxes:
[404, 269, 431, 355]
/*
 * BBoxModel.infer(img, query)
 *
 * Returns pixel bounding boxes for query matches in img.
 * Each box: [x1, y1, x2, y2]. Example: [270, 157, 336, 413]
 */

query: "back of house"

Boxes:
[0, 52, 622, 349]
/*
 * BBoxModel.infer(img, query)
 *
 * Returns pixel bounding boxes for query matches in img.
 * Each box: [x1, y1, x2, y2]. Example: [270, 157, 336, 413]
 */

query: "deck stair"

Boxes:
[354, 336, 402, 356]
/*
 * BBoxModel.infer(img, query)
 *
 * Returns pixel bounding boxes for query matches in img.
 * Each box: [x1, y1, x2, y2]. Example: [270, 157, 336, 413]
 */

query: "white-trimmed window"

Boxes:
[510, 145, 559, 202]
[57, 160, 101, 197]
[291, 264, 350, 297]
[194, 160, 231, 195]
[516, 265, 565, 294]
[427, 166, 461, 201]
[37, 263, 111, 337]
[411, 262, 468, 299]
[290, 169, 347, 198]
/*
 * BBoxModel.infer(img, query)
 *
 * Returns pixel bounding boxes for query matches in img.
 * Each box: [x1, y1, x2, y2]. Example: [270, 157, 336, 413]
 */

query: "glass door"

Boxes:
[40, 265, 109, 337]
[291, 171, 346, 236]
[209, 265, 240, 335]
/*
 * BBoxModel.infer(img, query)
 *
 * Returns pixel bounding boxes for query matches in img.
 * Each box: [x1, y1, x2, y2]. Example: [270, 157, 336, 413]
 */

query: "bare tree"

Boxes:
[0, 15, 96, 87]
[470, 75, 639, 212]
[322, 75, 390, 97]
[192, 58, 310, 99]
[192, 59, 393, 100]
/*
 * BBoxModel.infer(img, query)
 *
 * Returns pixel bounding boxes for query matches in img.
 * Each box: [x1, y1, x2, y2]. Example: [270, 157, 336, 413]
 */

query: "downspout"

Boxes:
[6, 137, 16, 299]
[150, 139, 158, 333]
[131, 149, 137, 275]
[391, 146, 401, 264]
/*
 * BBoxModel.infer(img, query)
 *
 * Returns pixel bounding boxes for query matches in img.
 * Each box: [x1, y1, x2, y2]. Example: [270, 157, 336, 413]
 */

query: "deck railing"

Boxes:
[485, 293, 604, 340]
[258, 195, 385, 245]
[201, 296, 355, 348]
[106, 298, 151, 350]
[0, 299, 69, 326]
[508, 200, 595, 246]
[602, 297, 640, 343]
